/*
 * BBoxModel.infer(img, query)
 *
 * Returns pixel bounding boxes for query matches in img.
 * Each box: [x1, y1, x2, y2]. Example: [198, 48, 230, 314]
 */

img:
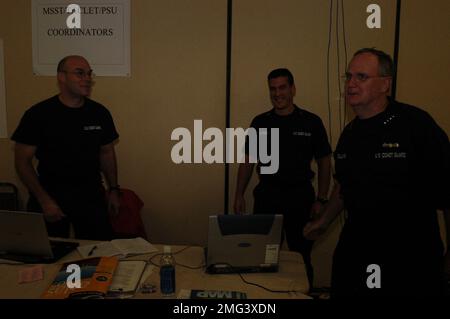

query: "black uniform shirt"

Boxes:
[334, 100, 449, 248]
[247, 105, 331, 186]
[12, 95, 119, 188]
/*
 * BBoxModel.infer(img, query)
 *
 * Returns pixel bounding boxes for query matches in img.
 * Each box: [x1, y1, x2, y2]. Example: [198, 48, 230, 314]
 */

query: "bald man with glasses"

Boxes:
[304, 48, 450, 297]
[12, 55, 120, 240]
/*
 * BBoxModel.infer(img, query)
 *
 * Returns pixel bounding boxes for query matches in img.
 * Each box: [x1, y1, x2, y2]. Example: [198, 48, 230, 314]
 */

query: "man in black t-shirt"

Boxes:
[12, 55, 120, 240]
[234, 68, 332, 289]
[304, 48, 450, 297]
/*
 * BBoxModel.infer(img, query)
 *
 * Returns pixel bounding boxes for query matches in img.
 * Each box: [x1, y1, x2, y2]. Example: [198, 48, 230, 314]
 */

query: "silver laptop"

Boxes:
[0, 210, 78, 263]
[205, 214, 283, 274]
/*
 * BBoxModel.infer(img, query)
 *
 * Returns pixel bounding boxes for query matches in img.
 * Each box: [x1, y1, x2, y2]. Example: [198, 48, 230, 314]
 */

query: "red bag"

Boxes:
[109, 188, 147, 239]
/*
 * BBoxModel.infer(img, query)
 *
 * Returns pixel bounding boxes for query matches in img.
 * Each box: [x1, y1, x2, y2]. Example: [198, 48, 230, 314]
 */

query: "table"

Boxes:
[0, 241, 310, 299]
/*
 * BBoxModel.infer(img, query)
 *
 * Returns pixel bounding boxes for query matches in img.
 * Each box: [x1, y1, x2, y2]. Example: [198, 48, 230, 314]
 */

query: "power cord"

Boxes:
[208, 262, 305, 294]
[336, 0, 343, 133]
[326, 0, 334, 147]
[341, 0, 348, 128]
[149, 249, 307, 294]
[148, 246, 204, 269]
[237, 272, 305, 294]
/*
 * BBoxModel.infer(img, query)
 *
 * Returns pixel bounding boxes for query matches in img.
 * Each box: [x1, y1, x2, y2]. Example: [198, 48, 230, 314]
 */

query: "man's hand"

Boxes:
[303, 217, 330, 241]
[310, 201, 324, 220]
[41, 200, 65, 223]
[234, 195, 246, 215]
[108, 191, 121, 217]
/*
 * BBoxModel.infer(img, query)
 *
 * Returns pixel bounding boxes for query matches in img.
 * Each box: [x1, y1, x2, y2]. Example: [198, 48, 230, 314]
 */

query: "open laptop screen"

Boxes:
[205, 214, 283, 274]
[0, 210, 78, 263]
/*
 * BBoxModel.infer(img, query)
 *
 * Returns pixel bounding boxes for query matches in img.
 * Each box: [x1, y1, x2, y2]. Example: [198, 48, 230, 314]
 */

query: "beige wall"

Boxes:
[0, 0, 448, 288]
[396, 0, 450, 132]
[396, 0, 450, 254]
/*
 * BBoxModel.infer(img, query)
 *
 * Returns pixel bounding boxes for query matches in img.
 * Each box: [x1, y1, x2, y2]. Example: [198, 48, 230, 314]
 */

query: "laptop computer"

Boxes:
[205, 214, 283, 274]
[0, 210, 79, 263]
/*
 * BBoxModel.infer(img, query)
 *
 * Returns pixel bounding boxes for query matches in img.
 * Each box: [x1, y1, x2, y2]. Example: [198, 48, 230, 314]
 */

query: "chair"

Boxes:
[0, 182, 19, 210]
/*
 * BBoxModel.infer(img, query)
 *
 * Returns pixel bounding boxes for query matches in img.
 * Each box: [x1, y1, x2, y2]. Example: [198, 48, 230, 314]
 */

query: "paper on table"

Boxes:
[18, 265, 44, 284]
[109, 261, 149, 293]
[42, 256, 118, 299]
[77, 237, 157, 258]
[111, 237, 157, 255]
[77, 242, 121, 258]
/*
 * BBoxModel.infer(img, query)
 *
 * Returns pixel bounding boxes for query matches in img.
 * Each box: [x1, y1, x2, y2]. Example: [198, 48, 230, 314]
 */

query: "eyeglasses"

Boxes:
[343, 72, 389, 83]
[60, 69, 95, 79]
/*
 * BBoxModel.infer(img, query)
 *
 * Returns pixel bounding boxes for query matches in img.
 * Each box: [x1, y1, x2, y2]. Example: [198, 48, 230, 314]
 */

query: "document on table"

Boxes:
[77, 237, 157, 258]
[109, 260, 149, 293]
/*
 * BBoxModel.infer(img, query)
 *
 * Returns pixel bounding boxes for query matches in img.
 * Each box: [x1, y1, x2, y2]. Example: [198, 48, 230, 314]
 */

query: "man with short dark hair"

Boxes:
[234, 68, 332, 289]
[12, 55, 120, 240]
[304, 48, 450, 297]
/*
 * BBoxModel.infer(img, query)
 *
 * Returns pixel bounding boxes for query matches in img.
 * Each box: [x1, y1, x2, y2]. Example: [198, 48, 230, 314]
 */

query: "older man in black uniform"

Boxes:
[12, 55, 120, 240]
[234, 68, 332, 289]
[304, 48, 450, 297]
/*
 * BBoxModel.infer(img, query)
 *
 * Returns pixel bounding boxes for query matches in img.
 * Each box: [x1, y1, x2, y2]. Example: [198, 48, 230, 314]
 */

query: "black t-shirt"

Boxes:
[12, 95, 119, 189]
[334, 100, 449, 250]
[246, 105, 331, 186]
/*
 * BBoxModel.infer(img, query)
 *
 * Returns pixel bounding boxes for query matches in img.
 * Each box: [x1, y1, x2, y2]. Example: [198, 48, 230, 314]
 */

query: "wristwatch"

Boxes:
[316, 197, 328, 204]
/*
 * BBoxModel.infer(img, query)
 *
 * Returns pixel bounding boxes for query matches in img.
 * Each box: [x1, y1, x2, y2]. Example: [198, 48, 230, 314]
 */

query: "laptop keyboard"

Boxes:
[49, 240, 79, 259]
[206, 264, 278, 274]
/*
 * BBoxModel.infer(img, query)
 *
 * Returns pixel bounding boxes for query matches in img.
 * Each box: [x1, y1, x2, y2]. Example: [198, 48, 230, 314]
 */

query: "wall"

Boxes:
[0, 0, 448, 288]
[396, 0, 450, 251]
[397, 0, 450, 132]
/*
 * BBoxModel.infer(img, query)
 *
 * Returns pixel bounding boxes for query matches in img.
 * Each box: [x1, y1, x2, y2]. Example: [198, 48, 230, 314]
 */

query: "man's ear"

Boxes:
[291, 83, 296, 97]
[382, 77, 392, 94]
[57, 71, 65, 83]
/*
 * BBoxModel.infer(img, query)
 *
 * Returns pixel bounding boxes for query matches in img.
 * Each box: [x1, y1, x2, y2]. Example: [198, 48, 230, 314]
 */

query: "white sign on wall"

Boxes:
[32, 0, 130, 76]
[0, 39, 7, 138]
